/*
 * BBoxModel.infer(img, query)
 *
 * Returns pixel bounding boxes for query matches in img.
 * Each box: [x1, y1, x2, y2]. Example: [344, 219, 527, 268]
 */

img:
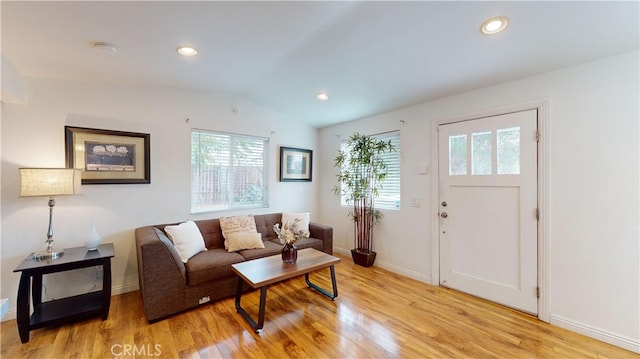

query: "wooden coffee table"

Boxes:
[231, 248, 340, 333]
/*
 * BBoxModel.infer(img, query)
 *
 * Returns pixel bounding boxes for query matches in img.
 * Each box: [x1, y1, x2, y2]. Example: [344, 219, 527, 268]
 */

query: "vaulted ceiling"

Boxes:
[2, 1, 638, 128]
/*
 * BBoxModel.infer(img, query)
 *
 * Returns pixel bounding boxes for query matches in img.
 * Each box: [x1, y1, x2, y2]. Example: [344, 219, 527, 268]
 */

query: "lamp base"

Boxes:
[33, 248, 64, 261]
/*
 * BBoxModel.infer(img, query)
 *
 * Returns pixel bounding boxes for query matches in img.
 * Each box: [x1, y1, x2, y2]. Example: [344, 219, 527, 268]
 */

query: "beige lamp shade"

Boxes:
[20, 168, 81, 197]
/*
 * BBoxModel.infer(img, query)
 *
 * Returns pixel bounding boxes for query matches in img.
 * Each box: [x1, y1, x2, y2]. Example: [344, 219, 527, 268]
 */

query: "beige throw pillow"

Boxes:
[225, 232, 265, 252]
[164, 220, 207, 263]
[219, 215, 258, 249]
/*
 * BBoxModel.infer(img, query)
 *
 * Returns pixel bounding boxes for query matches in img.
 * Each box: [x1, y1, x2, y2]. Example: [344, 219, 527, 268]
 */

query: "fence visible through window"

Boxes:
[191, 130, 268, 213]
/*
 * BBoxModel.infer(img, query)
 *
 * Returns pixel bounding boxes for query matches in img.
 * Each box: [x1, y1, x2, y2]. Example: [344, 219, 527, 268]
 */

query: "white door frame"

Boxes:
[430, 99, 549, 322]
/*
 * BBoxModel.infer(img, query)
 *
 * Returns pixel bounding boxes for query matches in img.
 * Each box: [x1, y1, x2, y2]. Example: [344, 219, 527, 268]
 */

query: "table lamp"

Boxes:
[20, 168, 81, 260]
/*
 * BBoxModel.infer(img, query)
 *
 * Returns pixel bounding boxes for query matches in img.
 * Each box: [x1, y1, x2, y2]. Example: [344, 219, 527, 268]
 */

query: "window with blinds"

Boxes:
[340, 131, 401, 210]
[191, 129, 268, 213]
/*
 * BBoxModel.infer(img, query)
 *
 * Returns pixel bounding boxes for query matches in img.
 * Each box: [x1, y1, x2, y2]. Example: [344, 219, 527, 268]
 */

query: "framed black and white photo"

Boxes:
[279, 146, 312, 182]
[65, 126, 150, 184]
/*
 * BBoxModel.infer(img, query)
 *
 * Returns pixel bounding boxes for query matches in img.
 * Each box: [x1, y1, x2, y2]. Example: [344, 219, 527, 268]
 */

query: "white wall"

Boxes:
[1, 78, 319, 317]
[319, 50, 639, 351]
[1, 54, 27, 104]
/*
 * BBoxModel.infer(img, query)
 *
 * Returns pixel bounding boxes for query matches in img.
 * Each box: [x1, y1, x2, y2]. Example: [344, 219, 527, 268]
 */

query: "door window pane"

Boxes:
[497, 127, 520, 175]
[449, 135, 467, 175]
[472, 131, 492, 175]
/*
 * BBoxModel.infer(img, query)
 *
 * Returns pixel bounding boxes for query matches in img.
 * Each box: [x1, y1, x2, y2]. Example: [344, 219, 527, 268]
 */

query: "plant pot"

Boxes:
[351, 248, 376, 267]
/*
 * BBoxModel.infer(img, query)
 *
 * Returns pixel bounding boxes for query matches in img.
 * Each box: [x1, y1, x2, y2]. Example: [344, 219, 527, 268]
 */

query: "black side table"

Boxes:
[13, 243, 114, 343]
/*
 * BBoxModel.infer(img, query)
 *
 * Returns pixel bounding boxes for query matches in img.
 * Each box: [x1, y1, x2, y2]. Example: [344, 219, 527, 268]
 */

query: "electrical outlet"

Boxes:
[198, 296, 210, 304]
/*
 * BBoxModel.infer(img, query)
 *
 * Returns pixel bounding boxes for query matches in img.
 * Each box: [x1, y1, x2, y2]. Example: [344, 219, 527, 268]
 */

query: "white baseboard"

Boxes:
[374, 259, 432, 284]
[1, 281, 140, 323]
[333, 247, 351, 256]
[113, 281, 139, 295]
[550, 314, 640, 354]
[333, 247, 432, 284]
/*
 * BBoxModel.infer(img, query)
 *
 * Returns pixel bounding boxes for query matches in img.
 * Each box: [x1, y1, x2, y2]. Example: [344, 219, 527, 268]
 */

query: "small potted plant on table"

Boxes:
[273, 218, 309, 264]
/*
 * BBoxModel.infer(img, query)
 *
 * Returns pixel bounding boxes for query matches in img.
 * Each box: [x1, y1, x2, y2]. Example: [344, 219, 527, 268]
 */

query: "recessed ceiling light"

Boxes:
[177, 46, 198, 56]
[316, 92, 329, 101]
[481, 16, 509, 35]
[91, 41, 118, 54]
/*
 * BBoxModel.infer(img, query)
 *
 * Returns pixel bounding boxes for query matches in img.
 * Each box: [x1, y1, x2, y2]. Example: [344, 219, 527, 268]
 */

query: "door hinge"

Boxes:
[535, 130, 541, 142]
[536, 208, 540, 221]
[536, 286, 540, 298]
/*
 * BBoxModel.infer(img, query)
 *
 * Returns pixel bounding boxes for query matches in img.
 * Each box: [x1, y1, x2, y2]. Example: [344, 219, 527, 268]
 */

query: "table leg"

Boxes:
[101, 259, 112, 320]
[32, 274, 42, 307]
[235, 277, 268, 333]
[234, 276, 244, 312]
[304, 265, 338, 300]
[256, 286, 267, 331]
[16, 273, 30, 343]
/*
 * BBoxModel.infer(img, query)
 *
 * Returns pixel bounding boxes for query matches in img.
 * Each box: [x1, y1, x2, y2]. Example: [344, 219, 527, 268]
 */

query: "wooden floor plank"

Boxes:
[1, 253, 637, 358]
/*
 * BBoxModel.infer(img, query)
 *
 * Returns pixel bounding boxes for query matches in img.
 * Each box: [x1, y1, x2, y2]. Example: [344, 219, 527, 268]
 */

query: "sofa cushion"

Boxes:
[185, 249, 246, 286]
[219, 215, 258, 249]
[164, 220, 207, 263]
[225, 232, 265, 252]
[194, 219, 224, 249]
[238, 241, 284, 261]
[253, 213, 283, 242]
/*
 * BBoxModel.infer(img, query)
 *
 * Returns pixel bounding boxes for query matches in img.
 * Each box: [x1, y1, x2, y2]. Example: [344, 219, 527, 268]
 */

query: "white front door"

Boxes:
[438, 109, 538, 314]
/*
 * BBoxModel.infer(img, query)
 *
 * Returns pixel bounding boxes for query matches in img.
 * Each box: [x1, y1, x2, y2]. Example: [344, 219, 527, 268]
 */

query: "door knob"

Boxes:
[440, 212, 448, 218]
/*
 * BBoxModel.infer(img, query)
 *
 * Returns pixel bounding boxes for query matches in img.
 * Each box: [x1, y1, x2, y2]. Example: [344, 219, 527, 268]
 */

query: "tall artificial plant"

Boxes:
[333, 133, 396, 256]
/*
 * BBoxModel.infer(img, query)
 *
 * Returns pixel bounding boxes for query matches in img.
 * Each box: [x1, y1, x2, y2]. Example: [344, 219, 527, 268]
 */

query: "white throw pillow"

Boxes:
[282, 212, 310, 232]
[225, 232, 265, 252]
[164, 220, 207, 263]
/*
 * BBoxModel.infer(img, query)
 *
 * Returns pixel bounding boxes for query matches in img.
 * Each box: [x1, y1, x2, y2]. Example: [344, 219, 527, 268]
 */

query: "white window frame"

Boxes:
[340, 131, 401, 210]
[191, 129, 269, 213]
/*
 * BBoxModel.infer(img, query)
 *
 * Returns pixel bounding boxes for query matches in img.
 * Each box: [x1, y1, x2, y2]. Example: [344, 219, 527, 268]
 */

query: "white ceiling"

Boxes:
[2, 1, 638, 128]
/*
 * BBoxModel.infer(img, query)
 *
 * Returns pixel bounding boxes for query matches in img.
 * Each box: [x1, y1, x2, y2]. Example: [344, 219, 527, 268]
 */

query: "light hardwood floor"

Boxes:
[1, 253, 637, 358]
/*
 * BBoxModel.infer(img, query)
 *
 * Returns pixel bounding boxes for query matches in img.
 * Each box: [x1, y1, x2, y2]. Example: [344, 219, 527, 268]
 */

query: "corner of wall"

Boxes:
[1, 53, 27, 105]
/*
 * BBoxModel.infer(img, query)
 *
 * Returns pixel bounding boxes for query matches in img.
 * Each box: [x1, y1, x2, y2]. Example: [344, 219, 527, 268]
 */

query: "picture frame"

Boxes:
[65, 126, 150, 184]
[279, 146, 312, 182]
